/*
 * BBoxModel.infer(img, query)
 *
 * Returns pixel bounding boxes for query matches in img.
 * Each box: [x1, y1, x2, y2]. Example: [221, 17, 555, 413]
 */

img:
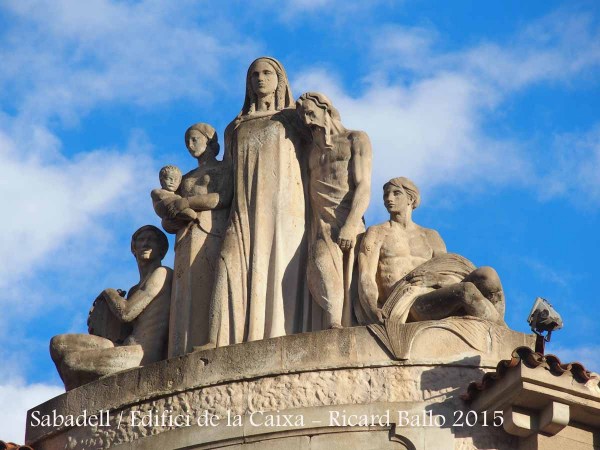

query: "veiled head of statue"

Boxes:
[185, 122, 220, 158]
[383, 177, 421, 210]
[242, 57, 293, 115]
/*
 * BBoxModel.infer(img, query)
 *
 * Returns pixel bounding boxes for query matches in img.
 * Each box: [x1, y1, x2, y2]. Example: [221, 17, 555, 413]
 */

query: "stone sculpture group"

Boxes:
[50, 57, 506, 390]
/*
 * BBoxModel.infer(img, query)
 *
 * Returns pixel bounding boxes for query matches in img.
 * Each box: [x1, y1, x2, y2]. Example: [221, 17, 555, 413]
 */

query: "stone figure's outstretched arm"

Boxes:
[102, 267, 170, 323]
[358, 227, 384, 323]
[339, 131, 373, 249]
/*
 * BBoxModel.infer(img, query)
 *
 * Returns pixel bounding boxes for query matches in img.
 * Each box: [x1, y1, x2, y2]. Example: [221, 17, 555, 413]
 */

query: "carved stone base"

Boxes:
[27, 321, 533, 450]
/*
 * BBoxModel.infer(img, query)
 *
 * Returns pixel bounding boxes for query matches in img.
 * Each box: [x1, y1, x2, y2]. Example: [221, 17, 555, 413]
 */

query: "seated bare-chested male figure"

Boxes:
[358, 177, 505, 326]
[50, 225, 173, 390]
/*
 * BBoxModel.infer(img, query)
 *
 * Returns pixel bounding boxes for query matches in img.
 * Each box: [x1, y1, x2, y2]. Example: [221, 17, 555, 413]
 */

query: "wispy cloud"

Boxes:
[520, 257, 574, 288]
[0, 0, 258, 380]
[0, 0, 258, 126]
[294, 9, 600, 211]
[539, 125, 600, 203]
[551, 345, 600, 372]
[0, 379, 63, 443]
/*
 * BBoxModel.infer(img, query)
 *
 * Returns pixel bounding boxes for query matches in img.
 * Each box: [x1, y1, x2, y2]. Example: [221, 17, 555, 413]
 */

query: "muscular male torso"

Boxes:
[308, 132, 358, 226]
[126, 266, 173, 363]
[375, 222, 446, 300]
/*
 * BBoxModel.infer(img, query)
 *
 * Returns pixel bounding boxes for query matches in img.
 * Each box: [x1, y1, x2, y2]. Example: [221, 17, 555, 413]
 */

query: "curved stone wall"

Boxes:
[26, 320, 533, 450]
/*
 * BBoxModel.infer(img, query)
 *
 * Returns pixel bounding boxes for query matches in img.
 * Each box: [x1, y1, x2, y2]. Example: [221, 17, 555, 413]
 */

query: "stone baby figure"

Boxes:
[296, 92, 372, 329]
[358, 177, 505, 326]
[151, 165, 198, 223]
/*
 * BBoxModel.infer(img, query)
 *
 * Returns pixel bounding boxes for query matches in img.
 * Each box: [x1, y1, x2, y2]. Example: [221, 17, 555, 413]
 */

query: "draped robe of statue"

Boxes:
[167, 161, 230, 356]
[210, 107, 309, 346]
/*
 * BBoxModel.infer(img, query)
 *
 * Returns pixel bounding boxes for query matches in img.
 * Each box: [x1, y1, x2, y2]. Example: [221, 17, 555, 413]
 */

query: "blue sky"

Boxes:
[1, 0, 599, 442]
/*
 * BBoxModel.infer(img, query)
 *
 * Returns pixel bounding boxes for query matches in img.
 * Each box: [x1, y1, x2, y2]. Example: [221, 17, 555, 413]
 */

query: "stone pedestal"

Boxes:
[27, 321, 533, 450]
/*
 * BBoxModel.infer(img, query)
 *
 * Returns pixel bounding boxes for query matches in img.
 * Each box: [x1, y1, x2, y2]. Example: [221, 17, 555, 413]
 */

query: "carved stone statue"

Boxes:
[50, 225, 173, 390]
[151, 165, 198, 223]
[204, 57, 309, 348]
[159, 123, 232, 356]
[296, 92, 372, 329]
[358, 177, 505, 326]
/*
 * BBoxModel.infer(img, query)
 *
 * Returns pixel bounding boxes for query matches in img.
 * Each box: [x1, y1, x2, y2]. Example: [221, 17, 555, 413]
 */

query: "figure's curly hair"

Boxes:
[159, 165, 182, 179]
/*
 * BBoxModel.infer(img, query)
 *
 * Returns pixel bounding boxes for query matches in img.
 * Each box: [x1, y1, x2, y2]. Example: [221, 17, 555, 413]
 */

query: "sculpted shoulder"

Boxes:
[363, 222, 392, 245]
[150, 188, 165, 200]
[366, 221, 391, 236]
[347, 130, 370, 146]
[146, 265, 173, 286]
[158, 265, 174, 278]
[348, 130, 370, 142]
[418, 225, 447, 254]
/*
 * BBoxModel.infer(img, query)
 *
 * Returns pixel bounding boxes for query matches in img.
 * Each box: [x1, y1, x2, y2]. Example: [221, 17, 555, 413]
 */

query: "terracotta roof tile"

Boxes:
[463, 346, 598, 403]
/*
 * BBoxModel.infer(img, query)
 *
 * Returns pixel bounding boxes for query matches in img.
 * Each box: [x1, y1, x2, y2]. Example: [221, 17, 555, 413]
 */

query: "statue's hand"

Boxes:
[101, 288, 120, 301]
[338, 224, 358, 252]
[166, 198, 189, 218]
[406, 272, 445, 289]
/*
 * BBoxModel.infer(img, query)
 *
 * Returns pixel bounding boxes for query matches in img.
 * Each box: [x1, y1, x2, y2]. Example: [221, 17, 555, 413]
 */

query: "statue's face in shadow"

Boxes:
[384, 185, 411, 214]
[298, 99, 327, 131]
[187, 130, 209, 159]
[133, 230, 162, 262]
[249, 60, 278, 98]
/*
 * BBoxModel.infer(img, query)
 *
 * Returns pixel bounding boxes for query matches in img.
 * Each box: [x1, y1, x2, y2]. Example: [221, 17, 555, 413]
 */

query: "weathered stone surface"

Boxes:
[163, 122, 232, 356]
[297, 92, 372, 330]
[358, 177, 506, 353]
[49, 226, 172, 391]
[30, 324, 533, 449]
[206, 57, 310, 348]
[151, 165, 198, 224]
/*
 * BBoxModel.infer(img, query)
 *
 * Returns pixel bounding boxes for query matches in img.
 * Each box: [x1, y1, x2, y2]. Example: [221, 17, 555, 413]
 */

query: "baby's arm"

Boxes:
[151, 189, 179, 219]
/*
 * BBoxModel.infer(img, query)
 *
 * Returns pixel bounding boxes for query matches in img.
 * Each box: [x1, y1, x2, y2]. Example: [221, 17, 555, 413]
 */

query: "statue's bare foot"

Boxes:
[329, 323, 343, 330]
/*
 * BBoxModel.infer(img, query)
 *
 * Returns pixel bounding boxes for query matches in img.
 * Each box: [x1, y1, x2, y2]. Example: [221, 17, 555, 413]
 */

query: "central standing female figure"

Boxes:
[206, 57, 310, 347]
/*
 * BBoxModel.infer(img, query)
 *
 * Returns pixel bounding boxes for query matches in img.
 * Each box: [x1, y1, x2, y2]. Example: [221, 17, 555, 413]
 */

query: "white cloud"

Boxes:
[293, 67, 528, 211]
[0, 0, 258, 125]
[539, 125, 600, 203]
[293, 9, 600, 211]
[0, 0, 258, 321]
[0, 380, 63, 444]
[0, 126, 154, 291]
[253, 0, 388, 24]
[375, 11, 600, 92]
[520, 258, 573, 288]
[551, 346, 600, 373]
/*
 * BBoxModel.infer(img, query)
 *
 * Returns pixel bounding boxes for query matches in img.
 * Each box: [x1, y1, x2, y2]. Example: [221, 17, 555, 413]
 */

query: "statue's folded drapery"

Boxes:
[211, 110, 309, 346]
[383, 253, 477, 323]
